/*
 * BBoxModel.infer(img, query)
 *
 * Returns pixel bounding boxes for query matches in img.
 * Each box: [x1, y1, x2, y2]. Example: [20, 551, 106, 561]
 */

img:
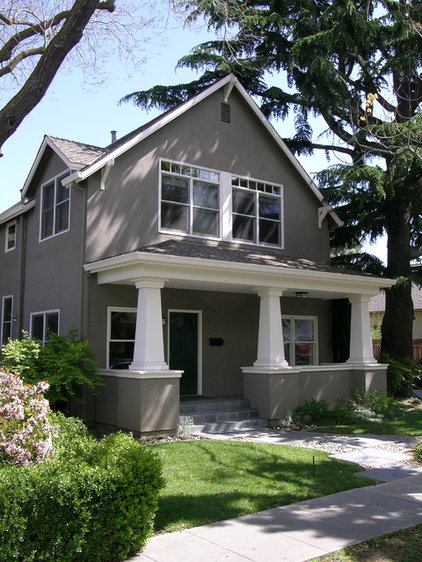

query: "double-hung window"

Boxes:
[5, 222, 16, 252]
[232, 177, 282, 246]
[30, 310, 59, 343]
[107, 308, 137, 369]
[160, 160, 220, 238]
[283, 316, 317, 366]
[1, 296, 13, 345]
[40, 173, 70, 240]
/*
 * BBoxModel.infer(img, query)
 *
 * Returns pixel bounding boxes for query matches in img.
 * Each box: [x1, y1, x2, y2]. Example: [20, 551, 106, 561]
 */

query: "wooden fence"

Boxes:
[373, 339, 422, 360]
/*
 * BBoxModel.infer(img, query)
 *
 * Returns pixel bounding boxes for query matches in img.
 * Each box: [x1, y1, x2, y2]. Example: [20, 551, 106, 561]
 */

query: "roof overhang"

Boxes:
[84, 250, 395, 299]
[21, 136, 85, 198]
[0, 198, 35, 225]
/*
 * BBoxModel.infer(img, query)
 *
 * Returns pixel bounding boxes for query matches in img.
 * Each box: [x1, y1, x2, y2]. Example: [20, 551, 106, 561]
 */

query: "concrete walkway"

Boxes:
[132, 429, 422, 562]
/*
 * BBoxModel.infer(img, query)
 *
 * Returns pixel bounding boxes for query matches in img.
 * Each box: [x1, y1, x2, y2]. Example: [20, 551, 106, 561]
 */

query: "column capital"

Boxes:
[133, 277, 167, 290]
[348, 294, 373, 305]
[253, 286, 284, 299]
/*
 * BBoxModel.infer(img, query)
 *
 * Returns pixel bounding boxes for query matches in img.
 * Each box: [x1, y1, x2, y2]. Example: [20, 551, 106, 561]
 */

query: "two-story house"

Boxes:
[0, 75, 395, 434]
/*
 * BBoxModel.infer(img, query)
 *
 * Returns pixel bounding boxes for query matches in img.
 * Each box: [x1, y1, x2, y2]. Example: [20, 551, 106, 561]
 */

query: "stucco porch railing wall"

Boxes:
[243, 364, 387, 423]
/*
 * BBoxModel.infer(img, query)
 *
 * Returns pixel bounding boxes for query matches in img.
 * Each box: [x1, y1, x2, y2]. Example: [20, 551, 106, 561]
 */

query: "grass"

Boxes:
[151, 440, 373, 533]
[316, 400, 422, 436]
[310, 523, 422, 561]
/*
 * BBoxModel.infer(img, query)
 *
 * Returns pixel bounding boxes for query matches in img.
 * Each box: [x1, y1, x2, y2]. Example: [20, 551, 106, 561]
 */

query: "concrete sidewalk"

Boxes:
[132, 430, 422, 562]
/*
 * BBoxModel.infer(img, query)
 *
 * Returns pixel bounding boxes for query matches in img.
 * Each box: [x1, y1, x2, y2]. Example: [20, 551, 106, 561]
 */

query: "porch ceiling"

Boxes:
[84, 242, 395, 300]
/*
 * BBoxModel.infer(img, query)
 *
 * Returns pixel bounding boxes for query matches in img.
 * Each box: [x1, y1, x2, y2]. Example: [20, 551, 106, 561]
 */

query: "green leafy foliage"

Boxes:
[1, 331, 102, 406]
[0, 414, 164, 562]
[380, 353, 422, 396]
[415, 440, 422, 463]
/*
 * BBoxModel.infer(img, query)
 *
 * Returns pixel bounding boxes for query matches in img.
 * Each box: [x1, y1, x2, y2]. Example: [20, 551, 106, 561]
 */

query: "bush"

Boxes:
[294, 399, 332, 425]
[0, 369, 54, 466]
[1, 331, 102, 407]
[380, 354, 422, 397]
[0, 414, 164, 561]
[415, 440, 422, 463]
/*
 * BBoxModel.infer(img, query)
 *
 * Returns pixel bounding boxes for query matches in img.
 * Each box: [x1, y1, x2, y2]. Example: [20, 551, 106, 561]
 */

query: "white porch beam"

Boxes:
[129, 279, 168, 371]
[253, 287, 289, 369]
[347, 294, 377, 365]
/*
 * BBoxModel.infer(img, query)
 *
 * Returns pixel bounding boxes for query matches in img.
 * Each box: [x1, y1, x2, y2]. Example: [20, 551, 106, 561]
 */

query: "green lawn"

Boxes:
[316, 401, 422, 436]
[152, 440, 373, 533]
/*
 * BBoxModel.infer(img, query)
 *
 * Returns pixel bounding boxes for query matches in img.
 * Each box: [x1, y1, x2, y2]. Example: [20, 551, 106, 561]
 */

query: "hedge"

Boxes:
[0, 415, 163, 561]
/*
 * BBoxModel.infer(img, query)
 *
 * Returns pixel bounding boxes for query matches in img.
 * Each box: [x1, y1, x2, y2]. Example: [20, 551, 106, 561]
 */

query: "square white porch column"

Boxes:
[253, 287, 289, 369]
[347, 294, 377, 365]
[129, 279, 168, 371]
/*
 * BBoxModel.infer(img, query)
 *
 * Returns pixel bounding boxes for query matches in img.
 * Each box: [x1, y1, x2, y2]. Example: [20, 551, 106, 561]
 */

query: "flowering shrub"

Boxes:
[0, 368, 54, 466]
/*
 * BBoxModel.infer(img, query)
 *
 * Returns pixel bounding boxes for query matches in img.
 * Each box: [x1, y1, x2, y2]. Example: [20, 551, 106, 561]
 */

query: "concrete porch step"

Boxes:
[190, 417, 268, 434]
[179, 397, 266, 429]
[180, 397, 251, 415]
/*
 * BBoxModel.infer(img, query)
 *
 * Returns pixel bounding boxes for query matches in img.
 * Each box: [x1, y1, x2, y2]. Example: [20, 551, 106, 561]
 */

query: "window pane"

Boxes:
[46, 312, 59, 335]
[55, 201, 69, 233]
[161, 175, 189, 203]
[193, 208, 219, 236]
[259, 195, 280, 220]
[282, 319, 291, 342]
[161, 160, 170, 171]
[32, 315, 44, 341]
[7, 224, 16, 249]
[232, 215, 255, 241]
[232, 189, 255, 215]
[193, 181, 219, 209]
[42, 209, 54, 238]
[109, 342, 134, 369]
[56, 181, 69, 204]
[295, 343, 313, 365]
[295, 319, 314, 342]
[42, 183, 54, 211]
[259, 219, 280, 245]
[161, 202, 189, 232]
[284, 343, 291, 364]
[3, 297, 12, 322]
[111, 311, 136, 340]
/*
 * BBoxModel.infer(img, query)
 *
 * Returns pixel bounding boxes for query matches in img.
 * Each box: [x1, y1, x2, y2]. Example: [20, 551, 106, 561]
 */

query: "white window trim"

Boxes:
[158, 158, 285, 249]
[159, 158, 221, 241]
[282, 315, 318, 366]
[106, 306, 137, 369]
[39, 171, 71, 242]
[167, 309, 203, 395]
[231, 174, 284, 249]
[1, 295, 13, 345]
[29, 309, 60, 343]
[5, 221, 16, 253]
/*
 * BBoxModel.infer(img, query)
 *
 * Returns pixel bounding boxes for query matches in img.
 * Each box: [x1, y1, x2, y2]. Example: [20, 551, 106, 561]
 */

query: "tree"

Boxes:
[0, 0, 172, 154]
[122, 0, 422, 361]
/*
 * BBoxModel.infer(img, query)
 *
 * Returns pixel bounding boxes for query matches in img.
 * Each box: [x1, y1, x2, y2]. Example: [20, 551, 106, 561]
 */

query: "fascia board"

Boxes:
[21, 136, 83, 197]
[85, 251, 396, 295]
[72, 74, 238, 184]
[0, 199, 35, 225]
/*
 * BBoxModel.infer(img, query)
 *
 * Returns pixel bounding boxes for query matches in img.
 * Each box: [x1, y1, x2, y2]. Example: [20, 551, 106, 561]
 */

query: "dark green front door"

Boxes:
[169, 312, 198, 395]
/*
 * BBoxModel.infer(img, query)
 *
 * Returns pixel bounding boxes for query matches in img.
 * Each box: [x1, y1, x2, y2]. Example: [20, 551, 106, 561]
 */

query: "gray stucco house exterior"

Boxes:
[0, 75, 395, 433]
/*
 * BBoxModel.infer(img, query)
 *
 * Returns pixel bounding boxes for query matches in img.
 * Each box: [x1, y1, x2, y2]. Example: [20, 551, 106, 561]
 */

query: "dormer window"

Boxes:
[5, 221, 16, 252]
[40, 172, 70, 240]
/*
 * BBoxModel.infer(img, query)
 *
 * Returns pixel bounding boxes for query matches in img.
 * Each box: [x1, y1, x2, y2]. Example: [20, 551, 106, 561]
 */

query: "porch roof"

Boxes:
[84, 239, 396, 299]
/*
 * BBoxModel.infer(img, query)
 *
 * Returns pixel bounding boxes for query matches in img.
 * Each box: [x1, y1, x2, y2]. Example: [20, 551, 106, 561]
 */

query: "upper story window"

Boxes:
[30, 310, 59, 343]
[232, 177, 282, 246]
[159, 159, 284, 248]
[5, 221, 16, 252]
[40, 173, 70, 240]
[1, 296, 13, 345]
[160, 160, 220, 238]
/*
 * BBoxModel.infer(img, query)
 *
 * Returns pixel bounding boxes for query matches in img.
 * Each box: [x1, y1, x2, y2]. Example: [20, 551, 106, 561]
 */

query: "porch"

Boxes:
[84, 240, 395, 434]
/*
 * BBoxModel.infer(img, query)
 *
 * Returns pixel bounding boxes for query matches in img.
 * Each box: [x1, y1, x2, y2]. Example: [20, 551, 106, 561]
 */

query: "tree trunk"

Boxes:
[381, 185, 413, 360]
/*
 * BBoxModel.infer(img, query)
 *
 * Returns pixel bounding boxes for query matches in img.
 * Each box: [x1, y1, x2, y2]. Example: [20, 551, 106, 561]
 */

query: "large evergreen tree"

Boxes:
[122, 0, 422, 361]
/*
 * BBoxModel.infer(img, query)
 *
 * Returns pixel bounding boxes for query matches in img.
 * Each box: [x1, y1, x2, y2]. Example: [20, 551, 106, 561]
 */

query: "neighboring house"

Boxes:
[0, 74, 395, 434]
[370, 284, 422, 360]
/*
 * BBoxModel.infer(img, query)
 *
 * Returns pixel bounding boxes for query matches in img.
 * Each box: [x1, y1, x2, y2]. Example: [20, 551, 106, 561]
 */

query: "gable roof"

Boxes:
[21, 135, 105, 197]
[369, 284, 422, 312]
[60, 74, 342, 227]
[0, 199, 35, 225]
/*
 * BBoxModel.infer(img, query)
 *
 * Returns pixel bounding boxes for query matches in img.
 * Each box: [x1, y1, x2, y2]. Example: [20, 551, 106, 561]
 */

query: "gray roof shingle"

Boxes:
[47, 136, 105, 166]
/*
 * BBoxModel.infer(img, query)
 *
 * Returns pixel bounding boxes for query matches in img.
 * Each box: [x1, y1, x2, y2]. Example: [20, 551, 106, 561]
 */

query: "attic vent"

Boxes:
[221, 102, 231, 123]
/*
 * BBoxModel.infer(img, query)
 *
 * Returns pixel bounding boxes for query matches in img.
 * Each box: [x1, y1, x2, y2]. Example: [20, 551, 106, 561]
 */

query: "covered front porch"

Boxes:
[84, 241, 395, 434]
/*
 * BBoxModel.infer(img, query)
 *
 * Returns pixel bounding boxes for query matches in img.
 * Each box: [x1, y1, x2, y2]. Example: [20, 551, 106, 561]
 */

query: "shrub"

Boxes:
[0, 414, 164, 561]
[1, 331, 102, 407]
[380, 354, 422, 397]
[415, 440, 422, 464]
[0, 368, 54, 466]
[294, 399, 332, 425]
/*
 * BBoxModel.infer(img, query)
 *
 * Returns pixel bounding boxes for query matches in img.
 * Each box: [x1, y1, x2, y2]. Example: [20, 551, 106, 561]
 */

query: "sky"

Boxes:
[0, 8, 387, 262]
